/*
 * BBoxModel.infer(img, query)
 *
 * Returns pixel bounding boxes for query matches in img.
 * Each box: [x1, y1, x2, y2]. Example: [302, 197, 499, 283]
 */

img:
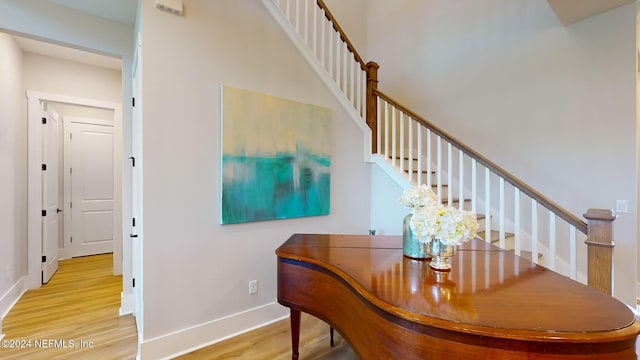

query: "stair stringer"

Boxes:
[261, 0, 372, 164]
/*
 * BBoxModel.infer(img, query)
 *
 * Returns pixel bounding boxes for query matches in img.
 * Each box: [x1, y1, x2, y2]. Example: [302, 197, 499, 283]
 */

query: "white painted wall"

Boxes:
[366, 0, 637, 306]
[370, 164, 405, 235]
[138, 0, 370, 357]
[0, 32, 26, 331]
[23, 52, 121, 103]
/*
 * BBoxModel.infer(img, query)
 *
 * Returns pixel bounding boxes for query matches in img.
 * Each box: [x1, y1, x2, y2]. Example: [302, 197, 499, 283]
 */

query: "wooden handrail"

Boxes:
[374, 88, 588, 235]
[316, 0, 367, 70]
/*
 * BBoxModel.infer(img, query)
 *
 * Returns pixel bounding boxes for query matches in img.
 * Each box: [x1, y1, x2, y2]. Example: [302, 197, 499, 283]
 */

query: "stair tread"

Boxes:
[508, 249, 543, 260]
[477, 230, 514, 242]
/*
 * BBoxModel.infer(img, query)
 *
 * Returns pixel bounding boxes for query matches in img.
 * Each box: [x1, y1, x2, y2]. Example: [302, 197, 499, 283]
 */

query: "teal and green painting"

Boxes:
[221, 86, 331, 224]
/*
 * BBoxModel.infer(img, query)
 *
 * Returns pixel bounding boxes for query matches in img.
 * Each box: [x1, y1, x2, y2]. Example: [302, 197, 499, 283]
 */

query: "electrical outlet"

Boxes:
[616, 200, 628, 214]
[248, 280, 258, 295]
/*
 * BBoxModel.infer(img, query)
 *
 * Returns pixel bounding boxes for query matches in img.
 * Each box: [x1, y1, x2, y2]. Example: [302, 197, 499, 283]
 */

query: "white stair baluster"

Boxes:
[499, 177, 505, 249]
[408, 117, 414, 183]
[399, 112, 405, 175]
[548, 212, 556, 271]
[303, 0, 308, 43]
[361, 69, 366, 118]
[531, 199, 538, 265]
[341, 42, 347, 93]
[569, 225, 577, 280]
[349, 60, 355, 107]
[471, 159, 477, 213]
[447, 142, 452, 207]
[391, 107, 397, 167]
[484, 168, 491, 243]
[417, 124, 423, 185]
[514, 188, 520, 256]
[384, 101, 389, 159]
[436, 136, 442, 202]
[294, 0, 299, 33]
[354, 65, 360, 113]
[312, 2, 317, 56]
[334, 31, 340, 84]
[376, 97, 381, 154]
[426, 129, 432, 188]
[286, 0, 291, 22]
[327, 22, 333, 77]
[458, 150, 464, 210]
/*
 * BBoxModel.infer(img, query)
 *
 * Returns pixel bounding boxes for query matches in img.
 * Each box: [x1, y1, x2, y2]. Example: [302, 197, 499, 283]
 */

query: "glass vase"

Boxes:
[402, 214, 429, 259]
[427, 238, 455, 271]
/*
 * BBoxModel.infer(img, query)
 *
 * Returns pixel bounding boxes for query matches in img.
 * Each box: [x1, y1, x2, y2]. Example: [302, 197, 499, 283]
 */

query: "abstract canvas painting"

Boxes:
[220, 86, 331, 224]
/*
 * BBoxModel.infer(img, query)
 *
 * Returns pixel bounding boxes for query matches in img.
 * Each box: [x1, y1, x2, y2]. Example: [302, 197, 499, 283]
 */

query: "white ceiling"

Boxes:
[10, 0, 136, 71]
[14, 35, 122, 71]
[547, 0, 634, 25]
[46, 0, 137, 25]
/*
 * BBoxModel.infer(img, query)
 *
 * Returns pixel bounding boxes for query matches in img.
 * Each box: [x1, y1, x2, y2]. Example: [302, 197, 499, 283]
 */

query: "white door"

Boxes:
[42, 107, 60, 283]
[69, 121, 115, 257]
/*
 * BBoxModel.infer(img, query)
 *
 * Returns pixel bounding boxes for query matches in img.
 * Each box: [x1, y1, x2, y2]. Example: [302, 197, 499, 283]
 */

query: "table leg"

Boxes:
[290, 309, 301, 360]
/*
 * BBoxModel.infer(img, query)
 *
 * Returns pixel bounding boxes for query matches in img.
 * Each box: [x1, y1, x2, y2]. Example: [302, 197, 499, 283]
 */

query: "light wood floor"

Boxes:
[0, 254, 355, 360]
[0, 254, 138, 360]
[177, 313, 357, 360]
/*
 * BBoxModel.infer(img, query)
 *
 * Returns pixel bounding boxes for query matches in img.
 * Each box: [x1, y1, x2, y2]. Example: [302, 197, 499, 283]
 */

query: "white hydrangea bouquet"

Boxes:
[399, 184, 479, 246]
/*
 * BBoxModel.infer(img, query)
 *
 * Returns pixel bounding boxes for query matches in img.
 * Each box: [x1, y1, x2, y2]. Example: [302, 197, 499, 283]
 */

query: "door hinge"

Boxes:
[70, 167, 73, 175]
[42, 256, 46, 263]
[42, 117, 46, 124]
[70, 236, 73, 243]
[70, 133, 72, 140]
[42, 164, 47, 171]
[132, 218, 136, 227]
[132, 278, 136, 288]
[42, 210, 47, 217]
[132, 97, 135, 107]
[70, 201, 73, 208]
[129, 156, 135, 167]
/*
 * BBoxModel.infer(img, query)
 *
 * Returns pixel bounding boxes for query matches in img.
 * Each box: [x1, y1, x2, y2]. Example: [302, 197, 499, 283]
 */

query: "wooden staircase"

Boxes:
[262, 0, 616, 295]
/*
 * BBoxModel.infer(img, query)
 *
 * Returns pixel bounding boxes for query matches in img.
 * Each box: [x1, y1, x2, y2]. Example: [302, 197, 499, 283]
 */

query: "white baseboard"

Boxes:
[120, 291, 133, 316]
[138, 302, 288, 360]
[0, 276, 27, 336]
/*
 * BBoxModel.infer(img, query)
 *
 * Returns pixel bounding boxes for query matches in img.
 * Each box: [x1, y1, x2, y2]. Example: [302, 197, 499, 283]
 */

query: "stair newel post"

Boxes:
[366, 61, 380, 154]
[583, 208, 616, 295]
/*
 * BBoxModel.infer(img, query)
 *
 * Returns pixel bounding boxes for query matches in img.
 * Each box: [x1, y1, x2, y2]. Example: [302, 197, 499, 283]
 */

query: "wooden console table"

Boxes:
[276, 234, 639, 359]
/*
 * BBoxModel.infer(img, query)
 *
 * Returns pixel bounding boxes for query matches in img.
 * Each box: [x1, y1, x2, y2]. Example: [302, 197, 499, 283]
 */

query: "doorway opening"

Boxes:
[27, 91, 123, 291]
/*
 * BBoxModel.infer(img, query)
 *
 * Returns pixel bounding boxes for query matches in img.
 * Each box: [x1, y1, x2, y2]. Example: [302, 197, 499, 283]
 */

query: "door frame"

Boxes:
[26, 91, 123, 290]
